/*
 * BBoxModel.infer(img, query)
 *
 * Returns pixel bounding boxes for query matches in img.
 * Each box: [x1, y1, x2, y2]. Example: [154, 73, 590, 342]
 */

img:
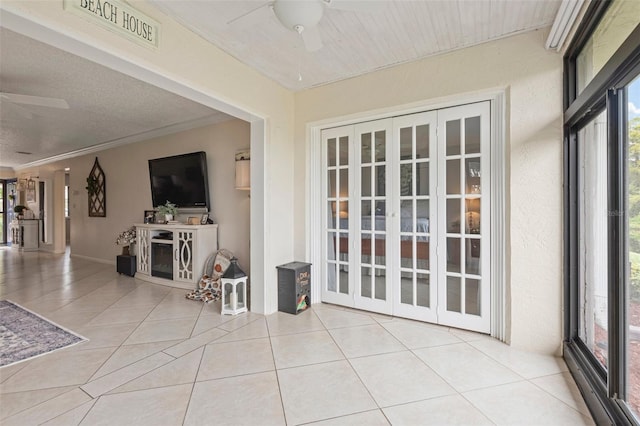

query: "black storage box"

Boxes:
[117, 255, 136, 277]
[276, 262, 311, 314]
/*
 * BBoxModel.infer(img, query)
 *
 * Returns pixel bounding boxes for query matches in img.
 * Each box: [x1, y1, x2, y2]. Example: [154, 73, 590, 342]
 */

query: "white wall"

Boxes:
[294, 30, 564, 355]
[58, 119, 251, 274]
[2, 0, 295, 314]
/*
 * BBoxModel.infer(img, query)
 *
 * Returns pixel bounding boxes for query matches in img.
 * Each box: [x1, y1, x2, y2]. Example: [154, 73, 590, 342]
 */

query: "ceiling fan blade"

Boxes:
[226, 1, 272, 25]
[324, 0, 387, 13]
[0, 92, 69, 109]
[2, 102, 34, 119]
[301, 25, 323, 52]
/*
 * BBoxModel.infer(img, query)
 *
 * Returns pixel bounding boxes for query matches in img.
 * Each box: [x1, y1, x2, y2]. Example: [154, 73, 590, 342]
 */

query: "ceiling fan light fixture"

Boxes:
[272, 0, 324, 31]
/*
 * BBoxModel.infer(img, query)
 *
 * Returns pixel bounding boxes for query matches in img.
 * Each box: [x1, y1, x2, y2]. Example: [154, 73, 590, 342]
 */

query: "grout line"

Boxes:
[181, 345, 207, 426]
[265, 315, 289, 425]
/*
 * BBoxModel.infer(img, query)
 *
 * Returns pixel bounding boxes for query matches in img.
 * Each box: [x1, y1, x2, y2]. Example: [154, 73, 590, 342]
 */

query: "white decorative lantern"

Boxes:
[221, 257, 248, 315]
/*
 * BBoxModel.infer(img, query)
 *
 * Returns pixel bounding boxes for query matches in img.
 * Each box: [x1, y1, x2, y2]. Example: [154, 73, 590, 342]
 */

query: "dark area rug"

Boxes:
[0, 300, 87, 368]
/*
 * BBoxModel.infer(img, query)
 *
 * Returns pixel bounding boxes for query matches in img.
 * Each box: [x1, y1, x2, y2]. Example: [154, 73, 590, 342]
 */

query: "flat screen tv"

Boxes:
[148, 151, 210, 210]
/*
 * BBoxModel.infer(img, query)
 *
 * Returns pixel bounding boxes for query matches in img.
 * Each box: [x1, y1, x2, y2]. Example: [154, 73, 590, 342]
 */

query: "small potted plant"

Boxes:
[156, 200, 178, 223]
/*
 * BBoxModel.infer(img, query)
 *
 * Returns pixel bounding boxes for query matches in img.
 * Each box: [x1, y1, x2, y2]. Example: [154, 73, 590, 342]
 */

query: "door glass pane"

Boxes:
[339, 201, 348, 229]
[339, 136, 349, 165]
[362, 167, 371, 196]
[327, 263, 337, 291]
[446, 199, 461, 233]
[446, 276, 461, 312]
[339, 231, 349, 295]
[328, 232, 336, 260]
[466, 238, 481, 275]
[465, 116, 481, 154]
[375, 166, 385, 196]
[375, 269, 386, 300]
[417, 163, 429, 196]
[416, 273, 430, 307]
[328, 170, 336, 198]
[375, 201, 386, 218]
[465, 198, 480, 234]
[447, 238, 461, 273]
[627, 74, 640, 416]
[339, 169, 348, 197]
[401, 200, 413, 232]
[361, 234, 372, 263]
[361, 201, 371, 230]
[401, 272, 413, 305]
[465, 278, 481, 316]
[375, 131, 386, 162]
[361, 266, 372, 299]
[374, 209, 386, 231]
[400, 127, 412, 160]
[417, 200, 429, 226]
[400, 164, 412, 196]
[328, 138, 336, 167]
[361, 133, 372, 164]
[446, 119, 461, 155]
[446, 159, 460, 194]
[339, 267, 349, 294]
[416, 124, 429, 159]
[328, 202, 337, 228]
[466, 159, 481, 194]
[578, 110, 608, 369]
[374, 234, 385, 265]
[401, 237, 413, 269]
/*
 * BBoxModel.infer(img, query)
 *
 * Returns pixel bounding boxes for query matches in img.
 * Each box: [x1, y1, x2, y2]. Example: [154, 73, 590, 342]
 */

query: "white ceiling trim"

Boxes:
[545, 0, 585, 51]
[13, 114, 233, 171]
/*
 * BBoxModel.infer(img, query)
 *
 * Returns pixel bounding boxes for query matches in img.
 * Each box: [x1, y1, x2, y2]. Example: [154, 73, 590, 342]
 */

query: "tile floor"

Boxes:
[0, 248, 594, 425]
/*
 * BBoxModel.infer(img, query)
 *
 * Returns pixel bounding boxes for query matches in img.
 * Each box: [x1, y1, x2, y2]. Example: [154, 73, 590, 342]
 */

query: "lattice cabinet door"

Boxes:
[175, 230, 195, 282]
[137, 227, 150, 275]
[87, 157, 106, 217]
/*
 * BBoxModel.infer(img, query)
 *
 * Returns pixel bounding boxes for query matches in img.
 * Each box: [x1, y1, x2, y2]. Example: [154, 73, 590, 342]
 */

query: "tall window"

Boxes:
[564, 0, 640, 423]
[627, 75, 640, 416]
[65, 185, 69, 218]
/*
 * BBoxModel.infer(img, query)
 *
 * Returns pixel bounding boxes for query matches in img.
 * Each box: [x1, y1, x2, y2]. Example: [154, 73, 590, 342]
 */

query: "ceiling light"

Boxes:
[272, 0, 324, 31]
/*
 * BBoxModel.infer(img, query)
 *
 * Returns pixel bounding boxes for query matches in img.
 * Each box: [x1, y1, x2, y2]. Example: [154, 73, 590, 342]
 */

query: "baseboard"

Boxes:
[70, 253, 115, 265]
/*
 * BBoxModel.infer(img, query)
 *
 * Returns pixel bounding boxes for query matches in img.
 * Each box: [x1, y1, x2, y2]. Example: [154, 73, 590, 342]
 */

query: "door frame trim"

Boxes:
[307, 89, 507, 340]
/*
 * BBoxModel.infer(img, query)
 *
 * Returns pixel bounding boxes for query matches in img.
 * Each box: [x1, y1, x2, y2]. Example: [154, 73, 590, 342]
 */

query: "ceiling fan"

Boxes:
[0, 92, 69, 119]
[229, 0, 386, 52]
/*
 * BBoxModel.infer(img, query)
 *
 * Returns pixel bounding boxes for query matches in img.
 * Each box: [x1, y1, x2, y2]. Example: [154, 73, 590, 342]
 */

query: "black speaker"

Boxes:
[117, 255, 136, 277]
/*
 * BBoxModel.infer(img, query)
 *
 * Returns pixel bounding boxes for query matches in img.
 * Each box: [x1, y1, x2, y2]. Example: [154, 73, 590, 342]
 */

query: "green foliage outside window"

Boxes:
[628, 117, 640, 300]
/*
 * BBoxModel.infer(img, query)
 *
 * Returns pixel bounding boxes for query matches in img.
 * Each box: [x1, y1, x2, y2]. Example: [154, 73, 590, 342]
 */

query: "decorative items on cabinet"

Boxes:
[87, 157, 106, 217]
[116, 226, 137, 256]
[221, 257, 248, 315]
[14, 205, 27, 219]
[156, 200, 178, 223]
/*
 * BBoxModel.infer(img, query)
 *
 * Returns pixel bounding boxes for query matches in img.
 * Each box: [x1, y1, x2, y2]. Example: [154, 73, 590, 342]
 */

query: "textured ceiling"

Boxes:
[0, 28, 233, 169]
[149, 0, 562, 91]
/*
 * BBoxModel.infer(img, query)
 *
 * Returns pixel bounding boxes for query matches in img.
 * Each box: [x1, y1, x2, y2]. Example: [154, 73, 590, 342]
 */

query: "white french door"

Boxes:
[320, 101, 491, 333]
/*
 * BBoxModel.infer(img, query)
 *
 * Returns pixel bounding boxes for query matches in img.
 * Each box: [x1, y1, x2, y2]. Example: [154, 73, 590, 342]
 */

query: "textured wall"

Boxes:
[294, 30, 563, 354]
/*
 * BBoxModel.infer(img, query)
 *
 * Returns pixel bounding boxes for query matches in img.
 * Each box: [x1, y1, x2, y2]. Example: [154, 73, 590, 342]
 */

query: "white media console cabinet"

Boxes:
[135, 223, 218, 289]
